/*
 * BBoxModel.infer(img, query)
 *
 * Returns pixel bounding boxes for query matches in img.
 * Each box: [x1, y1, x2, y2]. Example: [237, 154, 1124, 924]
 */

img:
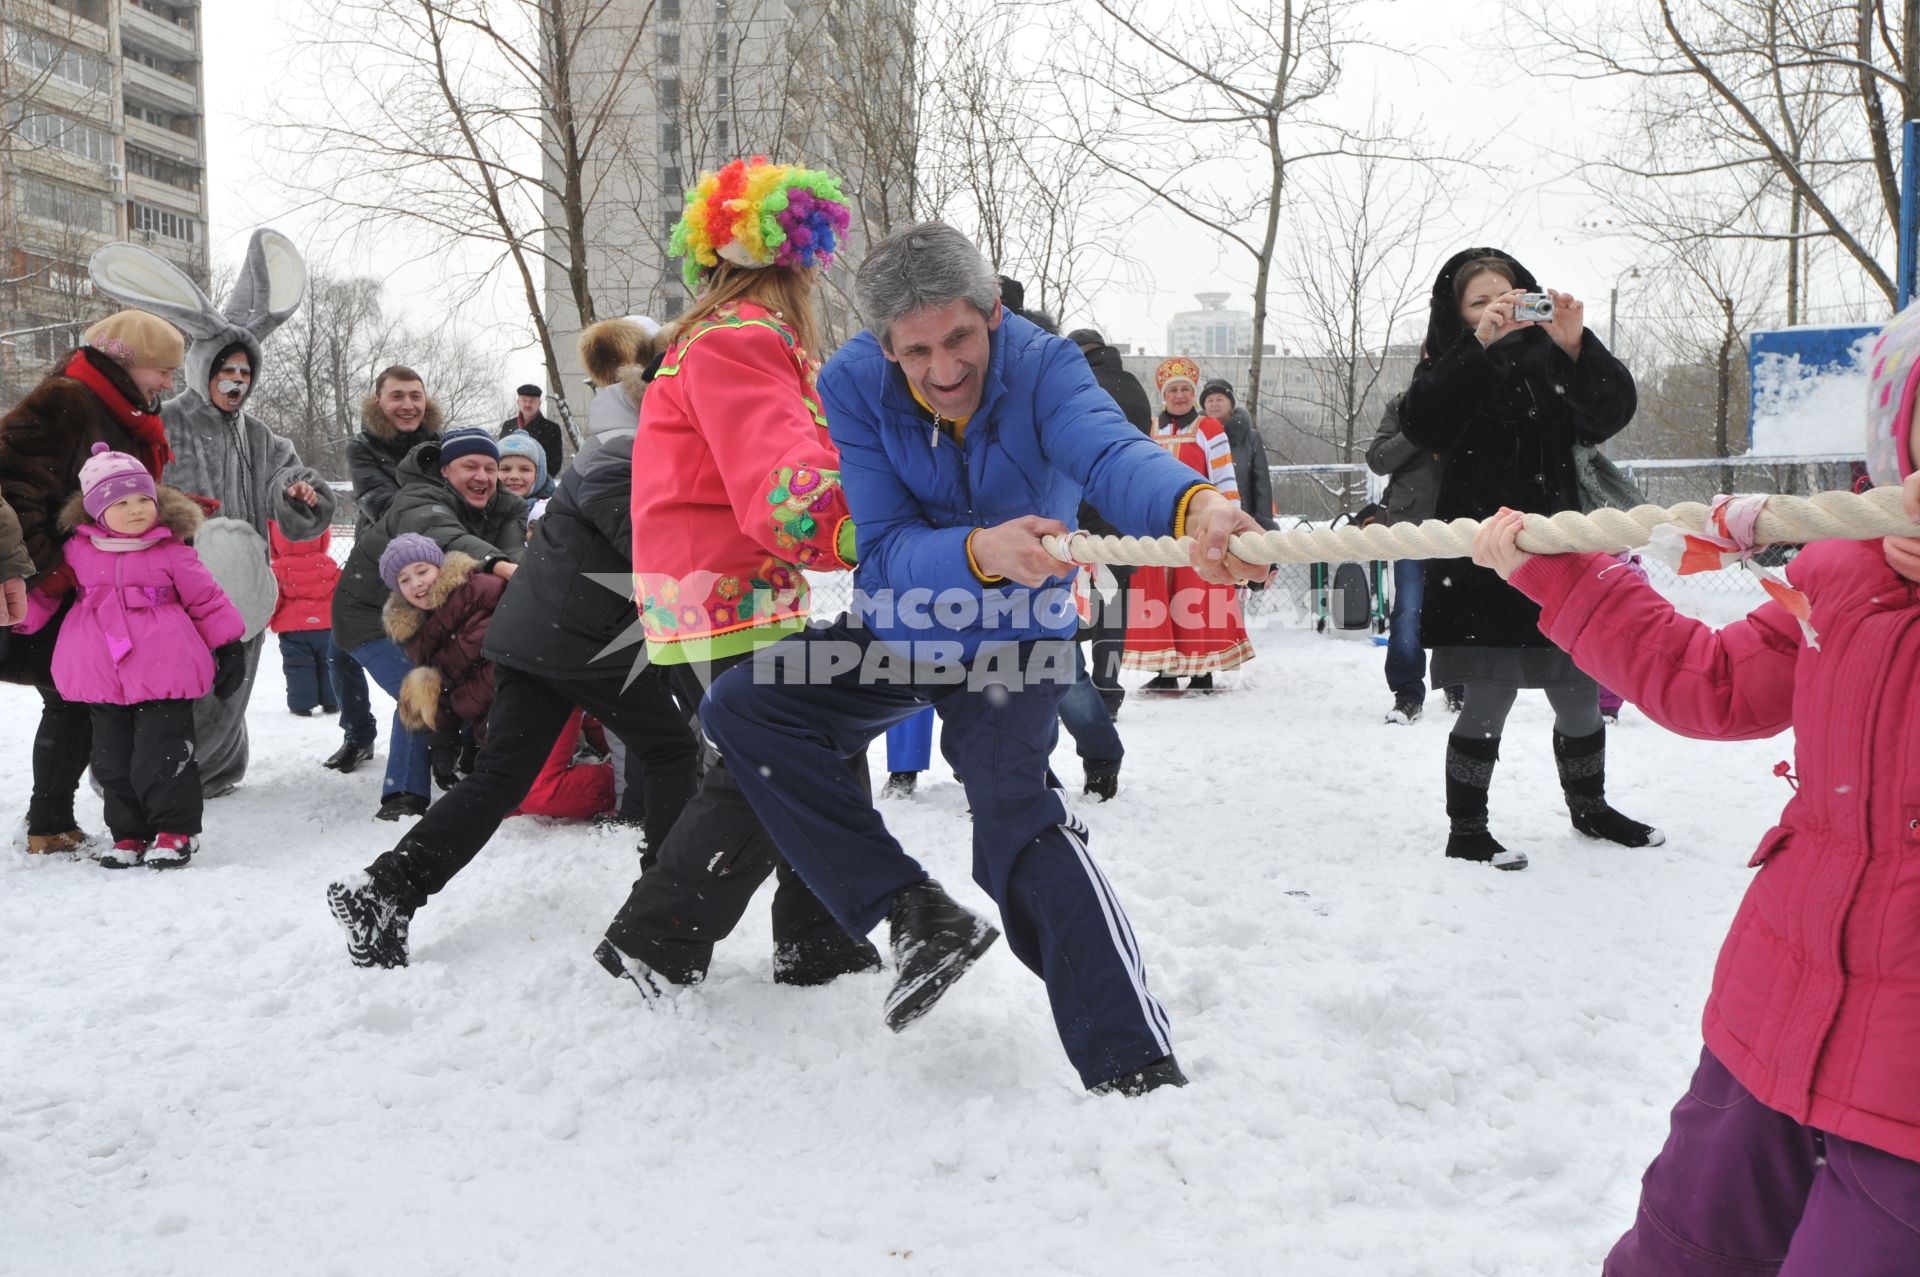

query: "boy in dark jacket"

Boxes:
[268, 521, 340, 716]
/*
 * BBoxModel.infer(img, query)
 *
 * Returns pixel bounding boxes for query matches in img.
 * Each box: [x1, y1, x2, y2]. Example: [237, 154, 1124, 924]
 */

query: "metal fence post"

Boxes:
[1902, 119, 1920, 309]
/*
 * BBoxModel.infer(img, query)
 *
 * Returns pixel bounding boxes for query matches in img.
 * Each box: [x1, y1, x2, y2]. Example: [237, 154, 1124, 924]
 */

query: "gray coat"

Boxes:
[1366, 393, 1442, 526]
[161, 396, 334, 540]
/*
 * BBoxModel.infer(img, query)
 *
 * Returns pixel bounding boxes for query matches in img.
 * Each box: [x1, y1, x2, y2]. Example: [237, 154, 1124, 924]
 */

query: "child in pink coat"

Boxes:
[16, 443, 246, 868]
[1471, 356, 1920, 1271]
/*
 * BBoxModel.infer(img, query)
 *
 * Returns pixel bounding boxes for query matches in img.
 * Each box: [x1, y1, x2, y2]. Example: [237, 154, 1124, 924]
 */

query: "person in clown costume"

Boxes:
[595, 156, 885, 991]
[1120, 356, 1253, 692]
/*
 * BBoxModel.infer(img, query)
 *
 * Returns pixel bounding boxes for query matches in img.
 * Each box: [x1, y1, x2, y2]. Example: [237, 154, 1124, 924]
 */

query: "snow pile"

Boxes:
[0, 581, 1791, 1274]
[1747, 332, 1875, 457]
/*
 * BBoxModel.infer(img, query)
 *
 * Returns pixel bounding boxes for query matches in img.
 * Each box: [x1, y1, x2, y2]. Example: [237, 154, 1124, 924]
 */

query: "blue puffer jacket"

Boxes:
[818, 312, 1206, 658]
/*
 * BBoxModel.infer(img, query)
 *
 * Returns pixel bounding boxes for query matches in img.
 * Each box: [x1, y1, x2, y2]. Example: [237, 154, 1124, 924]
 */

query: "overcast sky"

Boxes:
[199, 0, 1819, 396]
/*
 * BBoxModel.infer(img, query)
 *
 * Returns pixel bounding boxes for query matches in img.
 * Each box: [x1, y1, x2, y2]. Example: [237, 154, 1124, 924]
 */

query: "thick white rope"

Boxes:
[1041, 485, 1916, 568]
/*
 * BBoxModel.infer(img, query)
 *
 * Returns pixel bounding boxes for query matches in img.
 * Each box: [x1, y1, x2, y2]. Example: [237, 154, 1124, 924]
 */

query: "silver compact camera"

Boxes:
[1512, 293, 1555, 322]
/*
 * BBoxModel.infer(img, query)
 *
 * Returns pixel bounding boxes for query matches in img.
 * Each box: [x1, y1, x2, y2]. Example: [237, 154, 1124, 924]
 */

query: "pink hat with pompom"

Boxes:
[79, 442, 156, 521]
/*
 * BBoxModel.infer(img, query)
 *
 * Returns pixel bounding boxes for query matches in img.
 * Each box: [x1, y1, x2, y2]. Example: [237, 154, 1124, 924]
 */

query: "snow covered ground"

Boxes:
[0, 580, 1791, 1276]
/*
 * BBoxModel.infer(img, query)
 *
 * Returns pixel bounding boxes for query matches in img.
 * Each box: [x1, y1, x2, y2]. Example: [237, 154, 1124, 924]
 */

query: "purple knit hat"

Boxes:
[79, 442, 156, 521]
[379, 532, 446, 591]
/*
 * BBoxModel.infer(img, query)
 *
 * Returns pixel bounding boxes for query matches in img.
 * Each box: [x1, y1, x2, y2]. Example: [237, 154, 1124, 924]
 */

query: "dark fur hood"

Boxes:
[57, 484, 205, 538]
[1421, 247, 1543, 372]
[382, 550, 481, 644]
[360, 392, 446, 442]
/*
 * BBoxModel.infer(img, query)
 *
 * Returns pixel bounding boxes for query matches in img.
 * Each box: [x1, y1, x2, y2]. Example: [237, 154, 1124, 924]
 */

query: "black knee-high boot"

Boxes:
[1445, 735, 1527, 871]
[1554, 728, 1665, 848]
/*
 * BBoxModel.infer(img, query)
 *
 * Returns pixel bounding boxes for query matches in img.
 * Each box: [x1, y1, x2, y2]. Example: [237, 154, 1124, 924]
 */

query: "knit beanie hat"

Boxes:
[1066, 328, 1105, 350]
[83, 309, 185, 370]
[437, 426, 500, 468]
[79, 441, 157, 520]
[379, 533, 446, 591]
[496, 430, 549, 491]
[1201, 378, 1236, 407]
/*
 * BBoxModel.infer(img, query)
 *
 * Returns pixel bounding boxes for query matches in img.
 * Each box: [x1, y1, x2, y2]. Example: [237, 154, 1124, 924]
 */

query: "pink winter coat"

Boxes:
[16, 488, 245, 704]
[1511, 539, 1920, 1162]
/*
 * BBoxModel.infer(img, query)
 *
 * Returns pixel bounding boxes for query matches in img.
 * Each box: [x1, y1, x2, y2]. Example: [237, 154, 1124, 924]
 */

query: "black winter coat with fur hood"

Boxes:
[347, 394, 444, 533]
[1399, 247, 1638, 649]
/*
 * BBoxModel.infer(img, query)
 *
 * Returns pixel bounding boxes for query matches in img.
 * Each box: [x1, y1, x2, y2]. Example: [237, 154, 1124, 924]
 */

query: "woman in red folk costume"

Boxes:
[1121, 356, 1254, 693]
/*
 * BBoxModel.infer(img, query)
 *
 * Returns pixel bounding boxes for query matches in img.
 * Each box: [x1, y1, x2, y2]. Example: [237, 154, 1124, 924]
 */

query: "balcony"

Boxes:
[11, 0, 111, 51]
[122, 58, 199, 114]
[122, 114, 199, 162]
[119, 2, 198, 60]
[126, 171, 201, 212]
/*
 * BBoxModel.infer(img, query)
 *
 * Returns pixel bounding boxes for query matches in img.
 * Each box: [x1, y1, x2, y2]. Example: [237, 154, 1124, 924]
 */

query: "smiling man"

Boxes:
[683, 221, 1271, 1095]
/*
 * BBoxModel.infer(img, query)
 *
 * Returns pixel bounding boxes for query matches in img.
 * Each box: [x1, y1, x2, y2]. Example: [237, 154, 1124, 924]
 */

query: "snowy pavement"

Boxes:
[0, 582, 1788, 1275]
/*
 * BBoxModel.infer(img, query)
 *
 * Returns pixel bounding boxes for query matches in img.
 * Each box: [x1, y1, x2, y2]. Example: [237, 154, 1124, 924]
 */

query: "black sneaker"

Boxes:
[1385, 695, 1423, 725]
[593, 937, 671, 1003]
[1084, 771, 1119, 802]
[324, 740, 375, 773]
[883, 879, 1000, 1032]
[375, 792, 429, 822]
[327, 873, 412, 968]
[1090, 1055, 1189, 1097]
[772, 934, 885, 987]
[880, 771, 919, 799]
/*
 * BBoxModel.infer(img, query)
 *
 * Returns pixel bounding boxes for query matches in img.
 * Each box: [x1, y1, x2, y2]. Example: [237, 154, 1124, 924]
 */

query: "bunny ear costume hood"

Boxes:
[86, 228, 330, 800]
[87, 228, 334, 541]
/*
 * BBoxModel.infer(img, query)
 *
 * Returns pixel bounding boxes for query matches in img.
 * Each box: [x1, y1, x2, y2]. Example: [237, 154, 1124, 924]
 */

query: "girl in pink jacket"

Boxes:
[16, 443, 245, 868]
[1471, 345, 1920, 1272]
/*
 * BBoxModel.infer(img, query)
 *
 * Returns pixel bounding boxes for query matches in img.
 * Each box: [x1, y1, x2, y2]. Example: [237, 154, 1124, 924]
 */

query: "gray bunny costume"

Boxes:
[90, 229, 332, 797]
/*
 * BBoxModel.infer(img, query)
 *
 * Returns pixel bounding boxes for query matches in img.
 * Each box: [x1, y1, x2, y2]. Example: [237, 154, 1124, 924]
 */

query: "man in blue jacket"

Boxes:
[665, 223, 1269, 1095]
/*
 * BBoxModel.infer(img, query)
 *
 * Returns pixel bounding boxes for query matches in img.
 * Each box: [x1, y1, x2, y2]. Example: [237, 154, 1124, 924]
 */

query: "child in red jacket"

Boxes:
[1470, 308, 1920, 1274]
[268, 520, 340, 716]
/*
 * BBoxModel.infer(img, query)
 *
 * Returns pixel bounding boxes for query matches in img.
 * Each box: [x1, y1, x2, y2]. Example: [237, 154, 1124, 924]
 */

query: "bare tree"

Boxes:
[1273, 145, 1443, 500]
[1522, 0, 1908, 314]
[279, 0, 657, 439]
[1063, 0, 1384, 415]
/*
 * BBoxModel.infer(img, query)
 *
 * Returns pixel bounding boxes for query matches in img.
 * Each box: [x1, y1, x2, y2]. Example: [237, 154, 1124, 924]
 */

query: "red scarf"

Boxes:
[62, 349, 172, 478]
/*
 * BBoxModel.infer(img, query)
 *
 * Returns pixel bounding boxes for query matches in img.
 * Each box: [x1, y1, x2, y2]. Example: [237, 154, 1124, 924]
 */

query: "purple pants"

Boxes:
[1607, 1048, 1920, 1275]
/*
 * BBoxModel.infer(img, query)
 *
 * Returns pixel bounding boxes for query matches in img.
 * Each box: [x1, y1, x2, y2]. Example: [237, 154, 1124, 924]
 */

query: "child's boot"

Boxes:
[100, 839, 148, 869]
[146, 833, 198, 869]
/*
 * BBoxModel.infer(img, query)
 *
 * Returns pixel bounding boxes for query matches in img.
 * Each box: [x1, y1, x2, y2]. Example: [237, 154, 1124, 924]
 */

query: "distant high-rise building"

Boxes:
[1167, 292, 1255, 360]
[1, 0, 209, 395]
[540, 0, 911, 408]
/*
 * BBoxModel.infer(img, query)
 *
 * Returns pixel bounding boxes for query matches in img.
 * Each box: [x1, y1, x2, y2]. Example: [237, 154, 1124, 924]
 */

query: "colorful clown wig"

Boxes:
[671, 157, 853, 289]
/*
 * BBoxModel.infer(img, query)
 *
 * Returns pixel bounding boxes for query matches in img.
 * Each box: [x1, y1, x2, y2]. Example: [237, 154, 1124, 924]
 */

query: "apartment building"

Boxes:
[1, 0, 208, 395]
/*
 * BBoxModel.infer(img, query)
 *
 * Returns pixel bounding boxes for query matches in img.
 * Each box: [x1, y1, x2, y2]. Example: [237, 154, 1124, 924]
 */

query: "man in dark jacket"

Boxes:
[1200, 379, 1277, 531]
[332, 428, 526, 820]
[1067, 328, 1152, 715]
[1366, 393, 1455, 723]
[498, 383, 564, 477]
[324, 429, 702, 970]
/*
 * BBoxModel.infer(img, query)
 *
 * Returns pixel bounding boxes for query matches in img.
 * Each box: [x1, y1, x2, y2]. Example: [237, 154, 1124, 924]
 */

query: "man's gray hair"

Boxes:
[855, 222, 1001, 351]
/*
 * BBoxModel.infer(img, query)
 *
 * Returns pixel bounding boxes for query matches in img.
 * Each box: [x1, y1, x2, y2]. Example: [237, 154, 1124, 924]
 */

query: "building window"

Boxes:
[715, 0, 729, 20]
[660, 0, 679, 17]
[5, 28, 109, 89]
[16, 177, 112, 231]
[664, 212, 680, 243]
[126, 145, 201, 191]
[715, 76, 729, 107]
[660, 294, 685, 320]
[8, 109, 113, 162]
[130, 201, 199, 243]
[715, 119, 729, 149]
[658, 77, 679, 111]
[658, 32, 679, 61]
[659, 120, 679, 150]
[660, 164, 682, 195]
[712, 39, 727, 66]
[11, 252, 94, 297]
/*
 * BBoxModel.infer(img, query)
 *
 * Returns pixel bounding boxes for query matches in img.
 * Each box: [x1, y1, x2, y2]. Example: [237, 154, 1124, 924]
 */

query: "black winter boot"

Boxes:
[324, 740, 375, 773]
[883, 879, 1000, 1031]
[1444, 735, 1527, 871]
[1555, 728, 1665, 847]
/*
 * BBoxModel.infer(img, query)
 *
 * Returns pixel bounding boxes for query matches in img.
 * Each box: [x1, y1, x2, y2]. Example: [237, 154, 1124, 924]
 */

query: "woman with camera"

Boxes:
[1398, 248, 1661, 871]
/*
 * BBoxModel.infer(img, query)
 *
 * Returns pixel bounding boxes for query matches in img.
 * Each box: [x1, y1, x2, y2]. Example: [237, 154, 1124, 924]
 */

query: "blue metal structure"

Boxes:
[1901, 119, 1920, 309]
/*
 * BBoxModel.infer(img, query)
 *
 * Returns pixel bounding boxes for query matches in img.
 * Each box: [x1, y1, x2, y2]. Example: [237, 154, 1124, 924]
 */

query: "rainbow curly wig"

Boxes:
[670, 157, 853, 289]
